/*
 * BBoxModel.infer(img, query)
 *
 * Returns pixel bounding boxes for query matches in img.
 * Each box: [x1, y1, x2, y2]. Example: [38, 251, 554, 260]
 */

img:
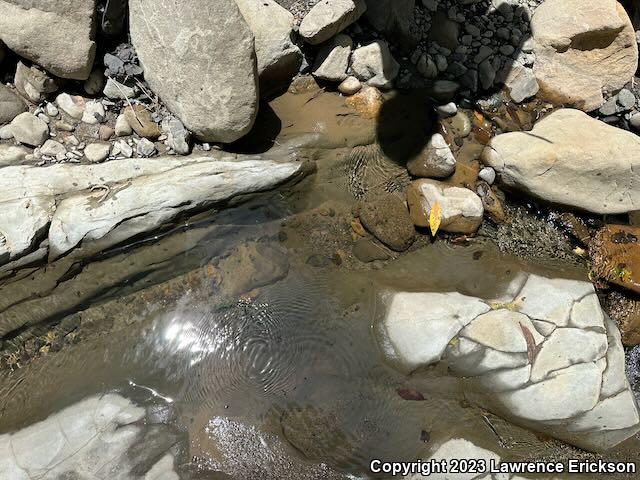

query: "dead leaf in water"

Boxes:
[429, 202, 442, 237]
[396, 388, 425, 401]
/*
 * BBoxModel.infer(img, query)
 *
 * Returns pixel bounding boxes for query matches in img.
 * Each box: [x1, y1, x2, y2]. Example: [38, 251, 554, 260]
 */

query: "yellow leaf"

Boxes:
[429, 202, 442, 236]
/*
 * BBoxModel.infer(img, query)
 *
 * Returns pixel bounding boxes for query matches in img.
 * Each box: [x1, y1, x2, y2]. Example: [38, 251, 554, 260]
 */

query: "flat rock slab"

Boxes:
[380, 272, 640, 451]
[483, 109, 640, 214]
[129, 0, 258, 143]
[0, 394, 180, 479]
[0, 0, 96, 80]
[0, 150, 304, 268]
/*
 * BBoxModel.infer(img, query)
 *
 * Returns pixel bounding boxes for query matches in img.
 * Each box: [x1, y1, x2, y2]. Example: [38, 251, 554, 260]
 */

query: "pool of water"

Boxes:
[0, 87, 636, 479]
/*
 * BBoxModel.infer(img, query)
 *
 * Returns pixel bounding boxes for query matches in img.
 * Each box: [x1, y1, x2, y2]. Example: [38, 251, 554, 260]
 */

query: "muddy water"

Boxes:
[0, 85, 634, 479]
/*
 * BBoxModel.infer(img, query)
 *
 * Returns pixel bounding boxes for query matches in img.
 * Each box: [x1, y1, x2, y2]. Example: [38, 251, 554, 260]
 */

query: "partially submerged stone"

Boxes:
[0, 150, 306, 266]
[380, 273, 640, 451]
[407, 179, 483, 234]
[0, 394, 180, 479]
[591, 224, 640, 295]
[406, 133, 456, 179]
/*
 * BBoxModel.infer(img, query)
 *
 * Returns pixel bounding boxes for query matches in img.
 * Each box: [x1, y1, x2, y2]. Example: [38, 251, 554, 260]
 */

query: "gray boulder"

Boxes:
[235, 0, 302, 94]
[483, 109, 640, 214]
[14, 61, 58, 103]
[0, 0, 97, 80]
[129, 0, 259, 143]
[350, 40, 399, 89]
[313, 34, 352, 82]
[9, 112, 49, 147]
[0, 84, 26, 124]
[299, 0, 366, 45]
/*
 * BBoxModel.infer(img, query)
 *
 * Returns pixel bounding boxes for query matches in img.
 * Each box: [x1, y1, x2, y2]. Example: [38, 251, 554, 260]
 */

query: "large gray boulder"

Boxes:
[380, 273, 640, 452]
[483, 109, 640, 214]
[129, 0, 259, 143]
[235, 0, 302, 94]
[0, 0, 97, 80]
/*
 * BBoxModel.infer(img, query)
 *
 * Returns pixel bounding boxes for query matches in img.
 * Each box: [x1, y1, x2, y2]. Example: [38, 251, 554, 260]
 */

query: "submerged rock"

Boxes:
[0, 0, 97, 80]
[591, 224, 640, 295]
[532, 0, 638, 111]
[357, 192, 415, 252]
[483, 109, 640, 214]
[380, 273, 640, 452]
[129, 0, 258, 143]
[0, 394, 181, 478]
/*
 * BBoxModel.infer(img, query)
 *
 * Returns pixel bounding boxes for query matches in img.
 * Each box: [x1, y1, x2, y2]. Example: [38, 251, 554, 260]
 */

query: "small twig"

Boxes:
[106, 75, 142, 126]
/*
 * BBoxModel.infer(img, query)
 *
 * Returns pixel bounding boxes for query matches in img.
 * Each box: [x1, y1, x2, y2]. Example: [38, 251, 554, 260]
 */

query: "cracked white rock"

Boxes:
[380, 273, 640, 451]
[350, 40, 399, 89]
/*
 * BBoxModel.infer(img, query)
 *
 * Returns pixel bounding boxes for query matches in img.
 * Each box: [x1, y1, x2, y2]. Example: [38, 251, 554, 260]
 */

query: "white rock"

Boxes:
[513, 274, 594, 327]
[9, 112, 49, 147]
[483, 109, 640, 214]
[478, 166, 495, 185]
[406, 133, 456, 178]
[461, 309, 544, 353]
[40, 140, 66, 157]
[530, 329, 608, 383]
[103, 78, 138, 100]
[350, 40, 400, 89]
[569, 390, 640, 433]
[505, 64, 539, 103]
[299, 0, 366, 45]
[0, 1, 96, 80]
[81, 100, 105, 124]
[382, 291, 490, 370]
[84, 143, 111, 163]
[0, 144, 30, 166]
[136, 138, 156, 157]
[497, 362, 602, 421]
[407, 179, 484, 234]
[129, 0, 258, 143]
[338, 76, 362, 95]
[234, 0, 302, 93]
[115, 114, 133, 136]
[56, 93, 86, 119]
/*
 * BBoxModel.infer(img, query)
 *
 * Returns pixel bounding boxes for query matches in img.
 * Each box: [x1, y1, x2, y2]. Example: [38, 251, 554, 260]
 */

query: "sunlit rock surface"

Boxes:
[0, 394, 180, 479]
[381, 273, 640, 451]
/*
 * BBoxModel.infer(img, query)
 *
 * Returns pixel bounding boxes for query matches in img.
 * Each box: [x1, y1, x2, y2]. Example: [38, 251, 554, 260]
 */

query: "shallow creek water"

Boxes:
[0, 87, 637, 479]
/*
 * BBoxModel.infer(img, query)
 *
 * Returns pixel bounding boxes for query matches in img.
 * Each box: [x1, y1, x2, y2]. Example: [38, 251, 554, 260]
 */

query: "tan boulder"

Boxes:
[532, 0, 638, 111]
[483, 109, 640, 214]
